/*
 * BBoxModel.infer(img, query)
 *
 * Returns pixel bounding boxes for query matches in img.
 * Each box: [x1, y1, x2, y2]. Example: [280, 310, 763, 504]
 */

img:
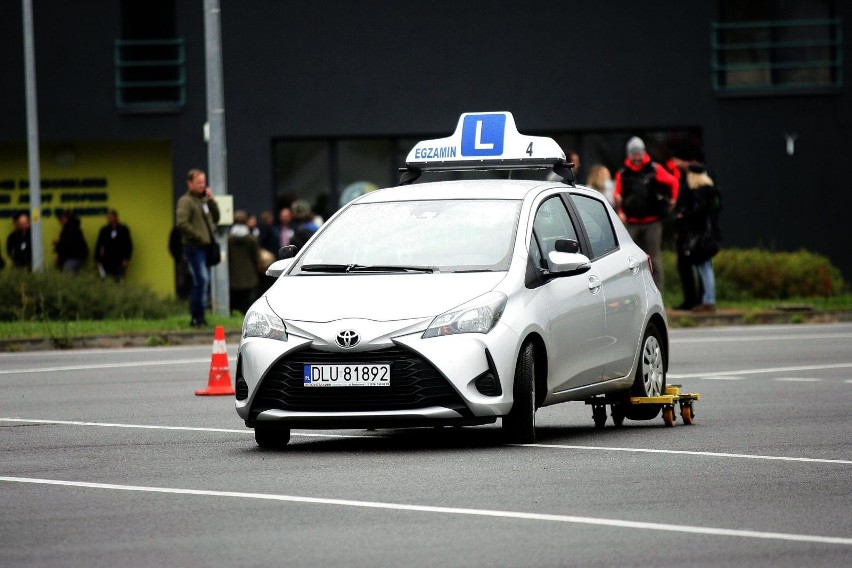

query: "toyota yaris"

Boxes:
[236, 112, 668, 448]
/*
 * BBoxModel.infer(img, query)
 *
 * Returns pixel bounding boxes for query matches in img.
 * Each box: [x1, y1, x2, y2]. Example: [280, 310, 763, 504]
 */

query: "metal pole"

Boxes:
[204, 0, 229, 316]
[22, 0, 44, 271]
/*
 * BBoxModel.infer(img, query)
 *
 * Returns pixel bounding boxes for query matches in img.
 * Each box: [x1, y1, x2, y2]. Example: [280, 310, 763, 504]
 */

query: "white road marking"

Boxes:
[516, 443, 852, 465]
[678, 375, 746, 381]
[0, 476, 849, 546]
[2, 418, 849, 465]
[669, 362, 852, 379]
[0, 358, 226, 375]
[774, 377, 822, 382]
[0, 418, 369, 438]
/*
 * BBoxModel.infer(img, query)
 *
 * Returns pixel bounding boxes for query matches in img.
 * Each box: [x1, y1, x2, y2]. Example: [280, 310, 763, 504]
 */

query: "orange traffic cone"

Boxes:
[195, 325, 235, 396]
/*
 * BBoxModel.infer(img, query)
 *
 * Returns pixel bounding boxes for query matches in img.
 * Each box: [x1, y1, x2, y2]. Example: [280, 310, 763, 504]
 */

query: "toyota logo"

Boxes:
[336, 330, 360, 348]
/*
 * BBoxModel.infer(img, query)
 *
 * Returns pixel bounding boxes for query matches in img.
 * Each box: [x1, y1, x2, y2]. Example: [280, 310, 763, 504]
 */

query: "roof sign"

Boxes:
[405, 111, 566, 169]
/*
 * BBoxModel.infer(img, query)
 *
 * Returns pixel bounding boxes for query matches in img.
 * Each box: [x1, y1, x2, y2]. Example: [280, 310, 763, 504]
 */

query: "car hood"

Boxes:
[265, 272, 506, 322]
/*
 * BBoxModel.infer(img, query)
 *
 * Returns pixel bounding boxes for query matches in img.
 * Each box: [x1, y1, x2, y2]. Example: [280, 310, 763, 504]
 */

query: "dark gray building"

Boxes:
[2, 1, 849, 283]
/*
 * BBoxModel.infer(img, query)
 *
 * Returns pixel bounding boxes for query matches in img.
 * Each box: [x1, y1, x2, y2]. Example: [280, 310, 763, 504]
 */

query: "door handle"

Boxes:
[588, 275, 602, 294]
[628, 256, 640, 274]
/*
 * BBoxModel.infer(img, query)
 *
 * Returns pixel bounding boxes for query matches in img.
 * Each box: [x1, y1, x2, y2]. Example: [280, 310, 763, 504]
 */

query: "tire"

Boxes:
[502, 341, 536, 443]
[611, 406, 626, 427]
[254, 425, 291, 449]
[624, 323, 666, 421]
[592, 405, 607, 428]
[681, 404, 694, 425]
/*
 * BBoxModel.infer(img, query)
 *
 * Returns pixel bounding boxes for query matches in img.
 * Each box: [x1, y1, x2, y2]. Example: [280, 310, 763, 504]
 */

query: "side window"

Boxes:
[571, 194, 618, 259]
[532, 196, 579, 268]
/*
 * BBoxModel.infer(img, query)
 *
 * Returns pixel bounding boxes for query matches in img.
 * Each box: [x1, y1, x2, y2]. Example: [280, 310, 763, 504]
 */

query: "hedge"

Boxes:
[661, 248, 845, 301]
[0, 269, 180, 321]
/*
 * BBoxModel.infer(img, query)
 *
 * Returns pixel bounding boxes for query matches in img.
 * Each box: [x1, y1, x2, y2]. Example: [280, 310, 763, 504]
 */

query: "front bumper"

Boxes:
[235, 320, 520, 427]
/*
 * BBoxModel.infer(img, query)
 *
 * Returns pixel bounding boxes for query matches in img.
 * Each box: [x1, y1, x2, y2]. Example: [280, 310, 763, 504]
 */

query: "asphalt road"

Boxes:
[1, 323, 851, 567]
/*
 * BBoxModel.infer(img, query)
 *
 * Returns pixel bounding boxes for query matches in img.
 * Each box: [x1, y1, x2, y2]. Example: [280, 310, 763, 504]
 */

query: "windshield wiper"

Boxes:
[299, 264, 435, 273]
[299, 264, 351, 273]
[346, 264, 435, 273]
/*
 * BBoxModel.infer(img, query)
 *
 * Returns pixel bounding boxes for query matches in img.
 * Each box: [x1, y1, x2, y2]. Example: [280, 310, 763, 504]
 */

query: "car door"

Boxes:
[530, 195, 606, 396]
[569, 193, 646, 380]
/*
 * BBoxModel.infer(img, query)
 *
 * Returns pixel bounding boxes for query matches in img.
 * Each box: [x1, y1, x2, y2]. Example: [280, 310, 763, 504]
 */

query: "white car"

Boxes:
[236, 112, 668, 448]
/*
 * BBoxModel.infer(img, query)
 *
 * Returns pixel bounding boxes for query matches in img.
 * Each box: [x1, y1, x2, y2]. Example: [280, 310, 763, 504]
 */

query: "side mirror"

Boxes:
[278, 245, 297, 260]
[266, 258, 295, 277]
[547, 251, 591, 275]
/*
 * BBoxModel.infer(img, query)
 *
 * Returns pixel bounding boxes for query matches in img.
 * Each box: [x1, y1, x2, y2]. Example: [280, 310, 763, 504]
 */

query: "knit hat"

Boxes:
[626, 136, 645, 155]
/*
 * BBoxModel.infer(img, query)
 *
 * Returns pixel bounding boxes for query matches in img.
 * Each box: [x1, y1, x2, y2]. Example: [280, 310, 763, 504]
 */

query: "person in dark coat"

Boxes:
[227, 210, 260, 314]
[6, 212, 32, 270]
[54, 211, 88, 274]
[290, 199, 319, 251]
[169, 226, 191, 300]
[94, 209, 133, 282]
[674, 163, 722, 312]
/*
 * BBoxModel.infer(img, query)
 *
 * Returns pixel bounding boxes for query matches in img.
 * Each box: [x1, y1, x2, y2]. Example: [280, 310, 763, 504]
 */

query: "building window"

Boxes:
[115, 0, 185, 111]
[271, 129, 702, 223]
[712, 0, 842, 93]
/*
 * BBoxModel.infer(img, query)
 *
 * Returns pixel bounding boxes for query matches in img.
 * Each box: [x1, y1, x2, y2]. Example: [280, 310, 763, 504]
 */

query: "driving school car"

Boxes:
[236, 111, 669, 448]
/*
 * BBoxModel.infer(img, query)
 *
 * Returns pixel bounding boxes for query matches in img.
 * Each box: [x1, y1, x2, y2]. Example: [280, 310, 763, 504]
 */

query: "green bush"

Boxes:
[0, 269, 182, 322]
[661, 248, 845, 302]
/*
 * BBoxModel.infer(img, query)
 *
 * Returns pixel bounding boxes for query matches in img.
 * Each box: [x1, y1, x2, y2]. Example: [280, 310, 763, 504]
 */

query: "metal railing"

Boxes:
[114, 38, 186, 110]
[711, 19, 843, 93]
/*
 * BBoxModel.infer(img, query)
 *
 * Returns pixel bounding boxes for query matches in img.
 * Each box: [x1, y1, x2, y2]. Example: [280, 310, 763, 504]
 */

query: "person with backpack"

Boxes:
[614, 136, 679, 291]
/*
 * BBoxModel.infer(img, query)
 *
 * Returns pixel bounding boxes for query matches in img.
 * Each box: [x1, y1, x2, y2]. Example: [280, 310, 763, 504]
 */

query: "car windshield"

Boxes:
[294, 199, 522, 273]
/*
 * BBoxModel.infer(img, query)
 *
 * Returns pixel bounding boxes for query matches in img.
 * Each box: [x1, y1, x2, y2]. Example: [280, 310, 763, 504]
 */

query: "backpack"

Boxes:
[620, 163, 671, 218]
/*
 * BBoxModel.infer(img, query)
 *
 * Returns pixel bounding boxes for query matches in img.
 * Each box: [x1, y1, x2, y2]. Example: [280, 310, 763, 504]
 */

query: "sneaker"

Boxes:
[190, 319, 209, 328]
[692, 304, 716, 313]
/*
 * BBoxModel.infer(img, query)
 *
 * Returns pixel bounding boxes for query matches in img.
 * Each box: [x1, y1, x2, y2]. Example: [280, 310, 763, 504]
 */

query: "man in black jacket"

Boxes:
[6, 212, 33, 270]
[94, 209, 133, 282]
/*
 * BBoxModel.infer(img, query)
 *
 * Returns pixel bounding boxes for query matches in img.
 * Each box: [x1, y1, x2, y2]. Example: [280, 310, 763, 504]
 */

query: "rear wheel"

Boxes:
[254, 425, 291, 449]
[624, 323, 666, 421]
[502, 341, 536, 443]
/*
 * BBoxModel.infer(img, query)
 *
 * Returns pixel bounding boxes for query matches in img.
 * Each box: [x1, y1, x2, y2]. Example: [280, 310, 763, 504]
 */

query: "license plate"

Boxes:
[303, 364, 390, 387]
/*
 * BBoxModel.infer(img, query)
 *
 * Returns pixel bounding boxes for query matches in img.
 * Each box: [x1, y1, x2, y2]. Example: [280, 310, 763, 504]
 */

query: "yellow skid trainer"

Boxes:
[630, 385, 701, 405]
[585, 385, 701, 427]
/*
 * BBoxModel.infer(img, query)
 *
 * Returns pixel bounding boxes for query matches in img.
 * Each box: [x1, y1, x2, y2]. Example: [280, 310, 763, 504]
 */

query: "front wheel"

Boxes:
[502, 341, 536, 443]
[624, 323, 666, 421]
[254, 425, 291, 449]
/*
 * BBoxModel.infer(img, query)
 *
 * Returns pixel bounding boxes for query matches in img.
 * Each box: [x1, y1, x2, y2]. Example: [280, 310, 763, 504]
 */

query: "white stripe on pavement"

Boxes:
[0, 358, 223, 375]
[1, 476, 849, 546]
[2, 418, 849, 464]
[515, 443, 852, 465]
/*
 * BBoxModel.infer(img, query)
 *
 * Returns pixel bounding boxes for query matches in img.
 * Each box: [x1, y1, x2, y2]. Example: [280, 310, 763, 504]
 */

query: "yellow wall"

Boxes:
[1, 141, 176, 297]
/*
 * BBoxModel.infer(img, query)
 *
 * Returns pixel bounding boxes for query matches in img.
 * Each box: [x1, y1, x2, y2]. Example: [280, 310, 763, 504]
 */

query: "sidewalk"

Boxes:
[2, 308, 851, 352]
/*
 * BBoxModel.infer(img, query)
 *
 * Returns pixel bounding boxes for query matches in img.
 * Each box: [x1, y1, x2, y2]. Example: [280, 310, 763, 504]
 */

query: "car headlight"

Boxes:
[423, 292, 507, 338]
[242, 299, 287, 341]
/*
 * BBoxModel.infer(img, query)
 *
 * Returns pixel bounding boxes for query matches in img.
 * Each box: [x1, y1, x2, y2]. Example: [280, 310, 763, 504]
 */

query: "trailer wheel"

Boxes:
[681, 403, 694, 425]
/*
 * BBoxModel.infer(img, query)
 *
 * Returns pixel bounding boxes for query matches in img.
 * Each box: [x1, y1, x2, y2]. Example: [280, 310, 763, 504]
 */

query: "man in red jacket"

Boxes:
[614, 136, 679, 291]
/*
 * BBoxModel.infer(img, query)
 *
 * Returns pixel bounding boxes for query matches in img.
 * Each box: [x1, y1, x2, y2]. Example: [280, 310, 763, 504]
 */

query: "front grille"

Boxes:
[250, 345, 471, 415]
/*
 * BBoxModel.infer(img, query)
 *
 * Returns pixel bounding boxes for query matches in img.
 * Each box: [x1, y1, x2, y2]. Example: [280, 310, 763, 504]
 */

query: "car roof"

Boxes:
[355, 179, 556, 203]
